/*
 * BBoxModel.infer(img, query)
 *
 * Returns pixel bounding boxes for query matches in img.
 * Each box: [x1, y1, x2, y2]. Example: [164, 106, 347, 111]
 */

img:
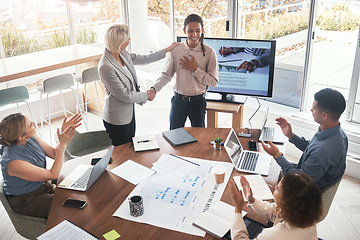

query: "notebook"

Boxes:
[58, 147, 114, 191]
[132, 135, 159, 152]
[193, 200, 265, 240]
[193, 201, 244, 239]
[37, 219, 98, 240]
[162, 127, 197, 147]
[258, 108, 285, 144]
[224, 129, 271, 175]
[233, 175, 274, 201]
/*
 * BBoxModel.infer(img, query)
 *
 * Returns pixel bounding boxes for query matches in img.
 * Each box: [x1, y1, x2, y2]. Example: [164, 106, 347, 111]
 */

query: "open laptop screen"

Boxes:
[224, 129, 243, 167]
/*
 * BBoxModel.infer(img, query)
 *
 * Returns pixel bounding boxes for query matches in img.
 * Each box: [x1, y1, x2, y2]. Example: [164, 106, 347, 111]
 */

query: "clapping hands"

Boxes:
[61, 114, 82, 133]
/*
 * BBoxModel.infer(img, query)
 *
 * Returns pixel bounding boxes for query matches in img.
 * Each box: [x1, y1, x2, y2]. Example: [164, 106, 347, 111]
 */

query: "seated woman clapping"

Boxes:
[0, 113, 81, 218]
[230, 172, 323, 240]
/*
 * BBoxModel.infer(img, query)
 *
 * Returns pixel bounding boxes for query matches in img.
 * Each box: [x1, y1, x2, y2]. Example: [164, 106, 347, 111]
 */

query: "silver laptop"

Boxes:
[224, 129, 271, 175]
[58, 147, 114, 191]
[258, 108, 285, 145]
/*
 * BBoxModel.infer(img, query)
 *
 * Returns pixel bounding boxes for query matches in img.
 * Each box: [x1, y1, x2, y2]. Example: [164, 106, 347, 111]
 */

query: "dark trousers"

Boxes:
[169, 94, 206, 130]
[8, 181, 55, 219]
[103, 112, 136, 146]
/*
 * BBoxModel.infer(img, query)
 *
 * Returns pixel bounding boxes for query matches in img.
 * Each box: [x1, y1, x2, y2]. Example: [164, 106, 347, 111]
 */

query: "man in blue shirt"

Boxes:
[261, 88, 348, 190]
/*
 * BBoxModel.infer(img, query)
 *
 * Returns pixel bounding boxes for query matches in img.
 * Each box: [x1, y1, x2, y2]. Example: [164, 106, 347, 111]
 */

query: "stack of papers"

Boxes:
[38, 219, 98, 240]
[152, 154, 199, 177]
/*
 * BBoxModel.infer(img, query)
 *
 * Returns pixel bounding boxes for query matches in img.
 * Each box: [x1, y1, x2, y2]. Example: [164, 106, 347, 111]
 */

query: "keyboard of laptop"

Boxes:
[247, 220, 265, 238]
[240, 152, 259, 171]
[71, 167, 92, 189]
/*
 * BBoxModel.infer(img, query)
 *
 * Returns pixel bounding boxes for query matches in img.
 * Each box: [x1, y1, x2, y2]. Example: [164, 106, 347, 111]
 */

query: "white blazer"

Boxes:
[98, 49, 165, 125]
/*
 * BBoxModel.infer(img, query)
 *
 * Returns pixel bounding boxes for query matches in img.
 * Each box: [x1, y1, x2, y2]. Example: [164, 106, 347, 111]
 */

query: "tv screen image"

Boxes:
[177, 37, 276, 101]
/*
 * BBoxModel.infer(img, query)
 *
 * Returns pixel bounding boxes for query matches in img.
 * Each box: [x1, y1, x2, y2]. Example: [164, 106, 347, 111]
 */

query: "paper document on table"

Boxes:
[113, 157, 234, 237]
[152, 154, 199, 178]
[37, 219, 98, 240]
[110, 160, 156, 185]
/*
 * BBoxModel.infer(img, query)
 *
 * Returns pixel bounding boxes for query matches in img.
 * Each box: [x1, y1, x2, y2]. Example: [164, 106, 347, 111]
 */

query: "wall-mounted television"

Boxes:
[177, 37, 276, 102]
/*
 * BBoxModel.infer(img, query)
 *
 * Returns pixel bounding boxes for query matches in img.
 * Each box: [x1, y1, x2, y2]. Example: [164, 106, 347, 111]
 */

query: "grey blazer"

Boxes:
[98, 49, 165, 125]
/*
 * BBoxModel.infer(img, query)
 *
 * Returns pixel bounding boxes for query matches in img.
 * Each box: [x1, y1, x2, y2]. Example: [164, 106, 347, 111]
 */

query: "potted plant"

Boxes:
[214, 137, 222, 150]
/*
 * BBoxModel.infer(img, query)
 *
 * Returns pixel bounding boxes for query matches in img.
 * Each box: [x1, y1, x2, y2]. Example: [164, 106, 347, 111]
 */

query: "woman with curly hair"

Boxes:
[230, 172, 323, 239]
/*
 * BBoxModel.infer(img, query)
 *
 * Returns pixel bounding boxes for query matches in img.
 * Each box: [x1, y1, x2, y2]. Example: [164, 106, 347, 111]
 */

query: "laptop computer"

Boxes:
[258, 108, 285, 144]
[224, 129, 271, 175]
[58, 147, 114, 191]
[223, 216, 266, 239]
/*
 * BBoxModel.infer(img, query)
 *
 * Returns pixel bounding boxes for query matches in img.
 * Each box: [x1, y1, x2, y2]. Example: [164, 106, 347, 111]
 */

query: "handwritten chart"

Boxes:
[113, 155, 234, 236]
[140, 184, 195, 207]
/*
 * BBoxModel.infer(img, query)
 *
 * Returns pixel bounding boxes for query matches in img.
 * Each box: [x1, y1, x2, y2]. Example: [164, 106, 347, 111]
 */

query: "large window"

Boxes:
[236, 0, 311, 108]
[0, 0, 70, 58]
[306, 2, 360, 113]
[69, 0, 122, 47]
[147, 0, 228, 51]
[0, 0, 122, 90]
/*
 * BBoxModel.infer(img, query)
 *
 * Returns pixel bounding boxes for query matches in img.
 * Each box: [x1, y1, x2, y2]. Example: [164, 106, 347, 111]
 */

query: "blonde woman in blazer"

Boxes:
[99, 24, 178, 146]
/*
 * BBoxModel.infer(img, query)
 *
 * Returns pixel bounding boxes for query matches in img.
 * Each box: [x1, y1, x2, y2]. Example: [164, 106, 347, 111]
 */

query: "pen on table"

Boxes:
[169, 153, 200, 166]
[209, 141, 224, 146]
[137, 140, 150, 143]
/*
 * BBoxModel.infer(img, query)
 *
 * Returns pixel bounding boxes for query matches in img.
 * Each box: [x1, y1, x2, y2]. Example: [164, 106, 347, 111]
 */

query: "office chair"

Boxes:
[38, 73, 83, 145]
[75, 66, 103, 129]
[318, 178, 342, 222]
[0, 179, 46, 239]
[65, 130, 112, 160]
[0, 86, 41, 135]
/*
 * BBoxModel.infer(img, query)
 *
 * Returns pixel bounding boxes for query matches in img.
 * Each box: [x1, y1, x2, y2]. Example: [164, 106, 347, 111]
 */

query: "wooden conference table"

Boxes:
[46, 127, 281, 239]
[0, 44, 102, 83]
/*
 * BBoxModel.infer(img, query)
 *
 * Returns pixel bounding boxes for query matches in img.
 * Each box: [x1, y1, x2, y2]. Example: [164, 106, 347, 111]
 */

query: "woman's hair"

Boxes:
[279, 172, 323, 228]
[104, 24, 130, 53]
[184, 14, 206, 57]
[0, 113, 27, 146]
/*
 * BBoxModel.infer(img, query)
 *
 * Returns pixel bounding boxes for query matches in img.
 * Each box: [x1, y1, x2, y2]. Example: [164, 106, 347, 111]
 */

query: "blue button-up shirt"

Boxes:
[276, 124, 348, 190]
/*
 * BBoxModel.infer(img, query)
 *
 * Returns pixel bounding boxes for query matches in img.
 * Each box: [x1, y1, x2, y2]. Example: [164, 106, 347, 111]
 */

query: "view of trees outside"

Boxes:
[308, 1, 360, 118]
[0, 0, 121, 58]
[148, 0, 228, 38]
[1, 0, 360, 116]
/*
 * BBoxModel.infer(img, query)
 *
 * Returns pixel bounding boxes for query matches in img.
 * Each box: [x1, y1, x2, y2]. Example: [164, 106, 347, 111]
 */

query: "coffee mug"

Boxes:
[213, 166, 226, 184]
[129, 195, 144, 217]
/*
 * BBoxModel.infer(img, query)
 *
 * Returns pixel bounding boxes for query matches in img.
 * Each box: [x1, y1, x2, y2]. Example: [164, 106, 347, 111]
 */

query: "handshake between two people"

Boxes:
[146, 87, 156, 101]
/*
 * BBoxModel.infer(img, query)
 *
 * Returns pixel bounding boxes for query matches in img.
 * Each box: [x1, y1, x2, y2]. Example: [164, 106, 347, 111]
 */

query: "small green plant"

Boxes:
[214, 137, 222, 143]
